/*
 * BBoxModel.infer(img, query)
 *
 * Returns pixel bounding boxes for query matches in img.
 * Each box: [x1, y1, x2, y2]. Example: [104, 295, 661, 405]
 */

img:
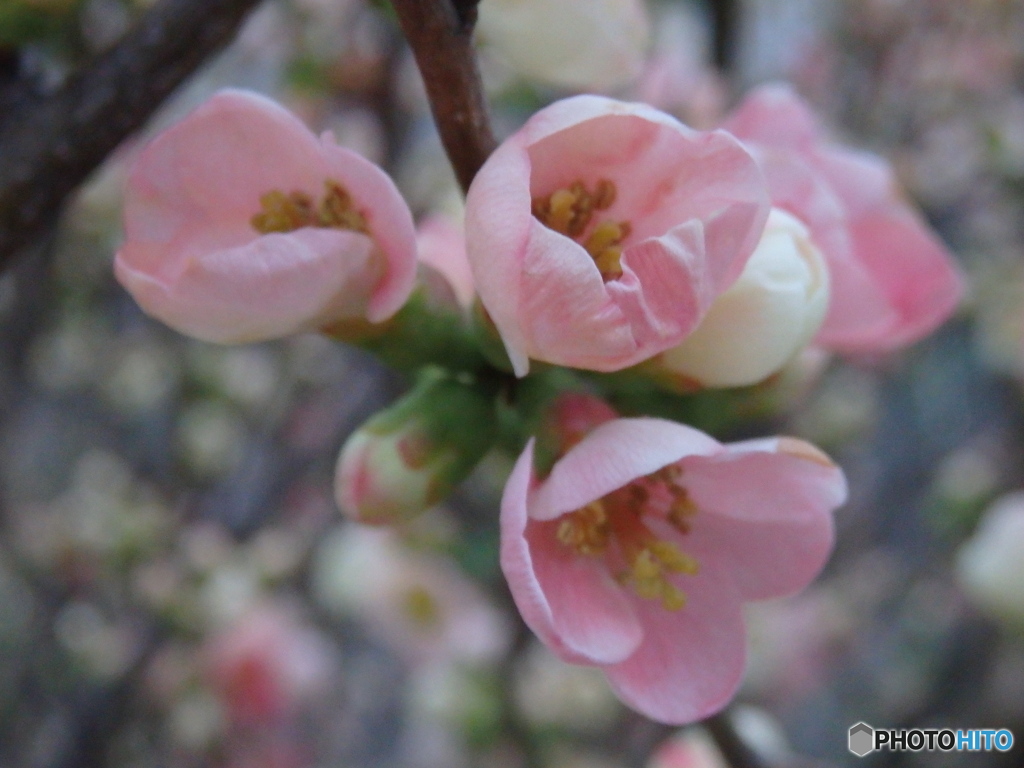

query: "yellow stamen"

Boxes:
[531, 179, 631, 282]
[555, 461, 703, 612]
[251, 178, 368, 235]
[556, 501, 610, 556]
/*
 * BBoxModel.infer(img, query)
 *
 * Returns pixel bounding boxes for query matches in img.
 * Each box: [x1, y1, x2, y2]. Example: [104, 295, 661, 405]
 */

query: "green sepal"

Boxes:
[362, 367, 500, 508]
[326, 266, 487, 374]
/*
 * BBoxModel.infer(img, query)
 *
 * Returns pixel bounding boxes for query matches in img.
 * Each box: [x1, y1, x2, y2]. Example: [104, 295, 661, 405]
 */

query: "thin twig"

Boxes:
[389, 0, 497, 194]
[0, 0, 264, 272]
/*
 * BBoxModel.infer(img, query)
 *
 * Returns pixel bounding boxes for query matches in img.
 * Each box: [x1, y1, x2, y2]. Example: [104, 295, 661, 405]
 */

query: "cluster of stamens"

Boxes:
[531, 179, 631, 281]
[251, 179, 369, 234]
[555, 464, 700, 611]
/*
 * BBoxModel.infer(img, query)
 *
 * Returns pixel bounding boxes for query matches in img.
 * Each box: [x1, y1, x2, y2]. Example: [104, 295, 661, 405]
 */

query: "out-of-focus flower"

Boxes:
[416, 214, 474, 308]
[311, 526, 510, 665]
[650, 208, 829, 389]
[514, 641, 620, 732]
[501, 418, 845, 723]
[116, 89, 417, 344]
[465, 96, 770, 376]
[476, 0, 650, 92]
[956, 492, 1024, 625]
[647, 729, 727, 768]
[334, 370, 497, 524]
[723, 83, 965, 353]
[204, 601, 336, 726]
[634, 4, 727, 129]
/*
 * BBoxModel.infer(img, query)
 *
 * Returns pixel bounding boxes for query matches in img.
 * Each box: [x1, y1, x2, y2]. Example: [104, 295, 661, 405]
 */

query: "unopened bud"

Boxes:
[334, 369, 498, 525]
[653, 209, 829, 389]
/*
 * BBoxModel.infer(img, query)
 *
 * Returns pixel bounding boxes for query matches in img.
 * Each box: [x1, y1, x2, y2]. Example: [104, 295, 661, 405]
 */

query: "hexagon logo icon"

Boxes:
[849, 722, 875, 757]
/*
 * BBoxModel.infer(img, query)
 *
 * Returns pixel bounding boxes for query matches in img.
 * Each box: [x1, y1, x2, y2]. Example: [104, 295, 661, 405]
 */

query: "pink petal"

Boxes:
[835, 208, 966, 351]
[318, 132, 417, 322]
[681, 437, 845, 600]
[604, 560, 746, 724]
[465, 140, 534, 376]
[416, 215, 475, 307]
[520, 222, 637, 370]
[116, 228, 377, 343]
[722, 82, 820, 151]
[501, 441, 643, 664]
[531, 419, 721, 522]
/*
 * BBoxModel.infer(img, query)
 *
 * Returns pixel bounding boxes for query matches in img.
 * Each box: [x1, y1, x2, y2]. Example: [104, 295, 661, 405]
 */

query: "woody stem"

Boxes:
[389, 0, 498, 194]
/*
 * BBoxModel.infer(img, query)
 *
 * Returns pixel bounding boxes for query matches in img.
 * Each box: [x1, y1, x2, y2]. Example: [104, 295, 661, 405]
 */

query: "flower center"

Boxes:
[251, 179, 369, 234]
[556, 464, 699, 611]
[532, 179, 631, 281]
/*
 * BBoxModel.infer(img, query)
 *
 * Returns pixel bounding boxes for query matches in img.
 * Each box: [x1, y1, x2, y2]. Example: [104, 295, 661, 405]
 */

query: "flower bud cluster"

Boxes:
[115, 78, 962, 725]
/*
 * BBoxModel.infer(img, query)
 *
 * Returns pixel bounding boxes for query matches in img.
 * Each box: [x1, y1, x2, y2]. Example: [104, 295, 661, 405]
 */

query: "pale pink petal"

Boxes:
[519, 222, 636, 370]
[416, 215, 474, 307]
[836, 209, 965, 351]
[681, 437, 845, 600]
[116, 228, 377, 343]
[465, 141, 533, 375]
[319, 132, 417, 321]
[501, 442, 643, 664]
[531, 419, 720, 522]
[604, 562, 746, 724]
[721, 82, 820, 151]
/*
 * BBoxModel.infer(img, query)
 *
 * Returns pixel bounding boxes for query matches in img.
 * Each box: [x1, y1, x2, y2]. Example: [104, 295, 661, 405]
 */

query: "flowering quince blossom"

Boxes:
[465, 96, 771, 376]
[723, 83, 965, 353]
[116, 90, 417, 343]
[501, 417, 846, 723]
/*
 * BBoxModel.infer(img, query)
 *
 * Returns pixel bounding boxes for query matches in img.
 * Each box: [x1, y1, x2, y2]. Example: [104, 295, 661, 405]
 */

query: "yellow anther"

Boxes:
[532, 179, 629, 281]
[660, 584, 687, 611]
[546, 189, 579, 234]
[556, 502, 610, 556]
[649, 541, 699, 574]
[252, 178, 367, 235]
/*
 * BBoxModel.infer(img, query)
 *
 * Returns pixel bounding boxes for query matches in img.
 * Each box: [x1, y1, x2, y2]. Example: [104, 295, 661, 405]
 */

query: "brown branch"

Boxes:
[0, 0, 265, 272]
[705, 711, 771, 768]
[389, 0, 497, 194]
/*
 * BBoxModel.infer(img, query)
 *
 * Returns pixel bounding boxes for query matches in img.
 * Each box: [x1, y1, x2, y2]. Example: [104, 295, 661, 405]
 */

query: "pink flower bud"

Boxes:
[116, 90, 417, 343]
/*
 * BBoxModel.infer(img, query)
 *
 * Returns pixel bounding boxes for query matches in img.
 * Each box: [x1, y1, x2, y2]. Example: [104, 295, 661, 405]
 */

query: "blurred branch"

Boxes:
[705, 711, 770, 768]
[708, 0, 739, 72]
[389, 0, 496, 194]
[0, 0, 264, 273]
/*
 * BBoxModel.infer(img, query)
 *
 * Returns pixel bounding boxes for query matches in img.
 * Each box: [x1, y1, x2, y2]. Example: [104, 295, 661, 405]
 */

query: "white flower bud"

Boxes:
[657, 208, 830, 388]
[476, 0, 650, 91]
[957, 492, 1024, 625]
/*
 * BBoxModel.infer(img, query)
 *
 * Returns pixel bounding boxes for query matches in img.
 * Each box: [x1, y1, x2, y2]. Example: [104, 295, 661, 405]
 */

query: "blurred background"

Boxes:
[1, 0, 1024, 766]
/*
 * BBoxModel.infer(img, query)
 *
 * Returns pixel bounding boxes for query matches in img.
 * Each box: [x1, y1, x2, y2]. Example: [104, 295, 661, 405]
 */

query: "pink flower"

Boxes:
[465, 96, 770, 376]
[205, 602, 336, 726]
[723, 83, 965, 353]
[116, 90, 417, 343]
[501, 418, 846, 723]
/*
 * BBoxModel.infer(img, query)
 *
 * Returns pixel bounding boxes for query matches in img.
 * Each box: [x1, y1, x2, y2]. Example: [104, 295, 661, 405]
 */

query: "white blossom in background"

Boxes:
[311, 525, 511, 664]
[475, 0, 651, 91]
[957, 492, 1024, 625]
